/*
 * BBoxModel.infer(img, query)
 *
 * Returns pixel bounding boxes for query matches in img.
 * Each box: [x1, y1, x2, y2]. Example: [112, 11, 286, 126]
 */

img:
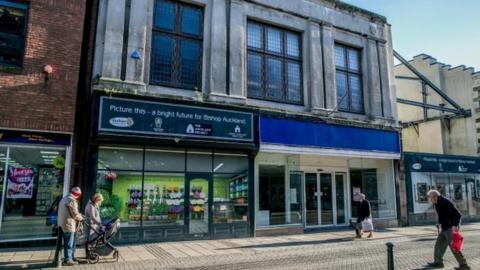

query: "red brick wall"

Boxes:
[0, 0, 86, 133]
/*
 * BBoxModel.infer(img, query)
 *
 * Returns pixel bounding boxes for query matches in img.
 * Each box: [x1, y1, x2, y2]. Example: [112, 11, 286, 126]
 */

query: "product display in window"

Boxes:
[416, 183, 428, 203]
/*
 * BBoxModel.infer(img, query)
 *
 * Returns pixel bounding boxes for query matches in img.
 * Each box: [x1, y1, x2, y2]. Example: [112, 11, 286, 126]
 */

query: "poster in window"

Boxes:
[416, 183, 428, 203]
[6, 167, 35, 199]
[436, 184, 447, 197]
[453, 184, 463, 201]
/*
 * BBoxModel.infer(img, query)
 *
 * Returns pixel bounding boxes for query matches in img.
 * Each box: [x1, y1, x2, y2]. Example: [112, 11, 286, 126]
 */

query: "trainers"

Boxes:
[427, 262, 444, 268]
[454, 265, 471, 270]
[63, 260, 78, 266]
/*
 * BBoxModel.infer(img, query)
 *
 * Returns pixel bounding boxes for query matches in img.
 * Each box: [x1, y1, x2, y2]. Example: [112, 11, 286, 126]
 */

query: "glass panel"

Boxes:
[150, 33, 175, 84]
[289, 173, 302, 224]
[154, 0, 176, 30]
[258, 165, 285, 226]
[349, 74, 363, 112]
[320, 174, 333, 225]
[247, 53, 263, 98]
[450, 174, 467, 215]
[145, 149, 185, 172]
[98, 146, 144, 171]
[180, 5, 202, 36]
[286, 61, 301, 103]
[305, 173, 318, 226]
[347, 48, 360, 71]
[0, 3, 27, 67]
[247, 22, 262, 49]
[336, 72, 348, 110]
[335, 174, 346, 225]
[1, 147, 65, 240]
[179, 39, 201, 89]
[335, 46, 346, 68]
[286, 32, 300, 57]
[266, 27, 282, 53]
[266, 57, 283, 100]
[142, 172, 184, 227]
[187, 150, 212, 172]
[188, 177, 209, 234]
[0, 147, 7, 206]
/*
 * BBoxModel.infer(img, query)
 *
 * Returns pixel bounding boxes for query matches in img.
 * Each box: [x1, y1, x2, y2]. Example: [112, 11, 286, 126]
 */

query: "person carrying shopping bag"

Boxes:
[354, 193, 373, 239]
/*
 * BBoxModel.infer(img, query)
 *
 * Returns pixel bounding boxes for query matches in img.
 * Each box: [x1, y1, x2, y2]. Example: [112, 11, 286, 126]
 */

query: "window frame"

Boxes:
[0, 0, 29, 68]
[247, 20, 303, 105]
[150, 0, 204, 91]
[335, 43, 364, 114]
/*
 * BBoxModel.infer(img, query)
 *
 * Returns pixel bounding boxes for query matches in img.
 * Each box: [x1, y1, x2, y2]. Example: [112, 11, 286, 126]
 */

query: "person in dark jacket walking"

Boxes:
[426, 190, 470, 270]
[354, 193, 373, 238]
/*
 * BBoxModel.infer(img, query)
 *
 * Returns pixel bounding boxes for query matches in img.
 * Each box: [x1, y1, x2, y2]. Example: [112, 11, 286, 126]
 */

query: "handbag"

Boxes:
[361, 218, 374, 232]
[450, 229, 464, 252]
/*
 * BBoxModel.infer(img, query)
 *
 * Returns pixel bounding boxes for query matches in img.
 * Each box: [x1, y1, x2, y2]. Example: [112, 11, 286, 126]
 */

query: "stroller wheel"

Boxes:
[113, 250, 119, 262]
[88, 253, 99, 264]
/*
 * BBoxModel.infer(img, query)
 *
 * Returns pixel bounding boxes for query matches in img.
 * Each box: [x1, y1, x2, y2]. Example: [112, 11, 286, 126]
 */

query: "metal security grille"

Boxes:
[335, 44, 363, 113]
[150, 0, 203, 90]
[247, 21, 303, 105]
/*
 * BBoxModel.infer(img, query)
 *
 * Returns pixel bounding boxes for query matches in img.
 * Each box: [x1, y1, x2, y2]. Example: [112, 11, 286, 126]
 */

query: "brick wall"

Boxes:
[0, 0, 86, 133]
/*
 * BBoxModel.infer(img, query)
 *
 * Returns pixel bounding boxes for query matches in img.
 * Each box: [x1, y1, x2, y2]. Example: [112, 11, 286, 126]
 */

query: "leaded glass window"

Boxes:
[335, 44, 363, 113]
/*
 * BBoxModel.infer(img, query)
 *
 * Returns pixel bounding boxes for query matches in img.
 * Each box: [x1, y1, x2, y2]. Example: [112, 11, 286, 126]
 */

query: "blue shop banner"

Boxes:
[0, 130, 70, 145]
[404, 152, 480, 174]
[98, 97, 254, 142]
[260, 116, 400, 153]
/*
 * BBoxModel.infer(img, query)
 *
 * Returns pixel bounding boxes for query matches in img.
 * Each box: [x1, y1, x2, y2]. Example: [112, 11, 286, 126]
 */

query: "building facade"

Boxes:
[0, 0, 86, 244]
[83, 0, 401, 243]
[395, 54, 480, 225]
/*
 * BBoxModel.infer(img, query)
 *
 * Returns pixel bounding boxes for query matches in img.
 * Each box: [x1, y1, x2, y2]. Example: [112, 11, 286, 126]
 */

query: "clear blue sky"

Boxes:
[342, 0, 480, 70]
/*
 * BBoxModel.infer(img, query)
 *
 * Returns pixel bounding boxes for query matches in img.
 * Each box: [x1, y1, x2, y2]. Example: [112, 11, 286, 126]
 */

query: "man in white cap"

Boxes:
[58, 187, 83, 266]
[426, 190, 470, 270]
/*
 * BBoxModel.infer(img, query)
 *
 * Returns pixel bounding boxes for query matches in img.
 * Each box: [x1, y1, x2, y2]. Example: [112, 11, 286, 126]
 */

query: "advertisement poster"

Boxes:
[7, 167, 35, 199]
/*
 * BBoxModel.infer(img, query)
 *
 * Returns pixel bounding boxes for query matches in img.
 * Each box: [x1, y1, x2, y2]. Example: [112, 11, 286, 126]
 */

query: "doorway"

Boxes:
[185, 173, 212, 236]
[304, 172, 348, 227]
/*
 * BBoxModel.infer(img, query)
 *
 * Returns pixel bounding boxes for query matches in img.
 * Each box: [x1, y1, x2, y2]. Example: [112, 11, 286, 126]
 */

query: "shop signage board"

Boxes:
[0, 130, 70, 145]
[98, 96, 254, 142]
[6, 167, 35, 199]
[405, 152, 480, 173]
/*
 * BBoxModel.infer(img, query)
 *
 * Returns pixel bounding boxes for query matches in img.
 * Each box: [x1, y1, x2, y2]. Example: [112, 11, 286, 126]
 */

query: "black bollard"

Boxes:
[386, 242, 394, 270]
[53, 227, 63, 268]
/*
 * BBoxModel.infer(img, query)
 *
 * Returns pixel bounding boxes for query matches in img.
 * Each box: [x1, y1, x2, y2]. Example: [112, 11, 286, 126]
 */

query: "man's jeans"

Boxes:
[434, 228, 468, 266]
[63, 232, 75, 263]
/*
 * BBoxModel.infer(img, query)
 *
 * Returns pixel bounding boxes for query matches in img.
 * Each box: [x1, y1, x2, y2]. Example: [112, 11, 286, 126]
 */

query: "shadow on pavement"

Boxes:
[222, 237, 356, 250]
[0, 261, 53, 270]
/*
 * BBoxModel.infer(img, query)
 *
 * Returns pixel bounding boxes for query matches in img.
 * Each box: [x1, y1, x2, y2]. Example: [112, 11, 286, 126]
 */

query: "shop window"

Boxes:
[335, 44, 363, 113]
[416, 183, 429, 203]
[0, 147, 6, 205]
[186, 150, 212, 172]
[349, 159, 395, 219]
[96, 171, 142, 227]
[0, 1, 28, 67]
[98, 146, 144, 171]
[258, 165, 286, 226]
[145, 148, 185, 172]
[213, 154, 249, 225]
[247, 21, 303, 104]
[151, 0, 203, 89]
[289, 173, 302, 224]
[0, 147, 65, 240]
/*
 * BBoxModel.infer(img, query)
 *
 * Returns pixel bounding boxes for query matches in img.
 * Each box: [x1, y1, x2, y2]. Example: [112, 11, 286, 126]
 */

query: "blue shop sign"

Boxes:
[404, 152, 480, 173]
[0, 130, 70, 145]
[260, 116, 400, 153]
[98, 97, 254, 142]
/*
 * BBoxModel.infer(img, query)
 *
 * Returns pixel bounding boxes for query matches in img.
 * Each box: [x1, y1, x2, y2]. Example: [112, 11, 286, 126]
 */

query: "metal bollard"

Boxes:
[386, 242, 395, 270]
[53, 227, 63, 268]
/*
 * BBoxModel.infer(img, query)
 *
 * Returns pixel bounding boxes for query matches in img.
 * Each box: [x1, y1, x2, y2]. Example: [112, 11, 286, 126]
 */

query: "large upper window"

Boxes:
[0, 1, 28, 67]
[150, 0, 203, 90]
[247, 21, 302, 104]
[335, 44, 363, 113]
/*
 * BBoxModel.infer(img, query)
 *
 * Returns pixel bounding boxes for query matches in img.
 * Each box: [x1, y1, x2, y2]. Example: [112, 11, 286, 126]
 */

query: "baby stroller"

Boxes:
[84, 218, 121, 264]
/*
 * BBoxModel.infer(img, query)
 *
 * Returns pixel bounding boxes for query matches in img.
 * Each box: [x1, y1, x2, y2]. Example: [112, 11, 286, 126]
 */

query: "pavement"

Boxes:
[1, 223, 479, 270]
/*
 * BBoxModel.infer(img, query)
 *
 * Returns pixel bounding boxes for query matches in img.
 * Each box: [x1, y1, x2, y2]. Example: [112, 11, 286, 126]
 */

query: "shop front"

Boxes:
[0, 129, 72, 243]
[90, 96, 256, 243]
[404, 152, 480, 225]
[255, 116, 401, 235]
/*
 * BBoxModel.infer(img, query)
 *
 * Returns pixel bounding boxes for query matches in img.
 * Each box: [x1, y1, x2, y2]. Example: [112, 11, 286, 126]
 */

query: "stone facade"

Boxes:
[0, 0, 85, 133]
[92, 0, 399, 129]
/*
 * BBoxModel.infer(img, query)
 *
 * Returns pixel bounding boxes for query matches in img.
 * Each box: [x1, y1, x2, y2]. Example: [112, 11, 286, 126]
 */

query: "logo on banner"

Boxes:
[186, 124, 195, 134]
[412, 163, 422, 170]
[109, 117, 134, 128]
[229, 125, 247, 139]
[153, 117, 164, 132]
[458, 166, 468, 173]
[7, 167, 35, 199]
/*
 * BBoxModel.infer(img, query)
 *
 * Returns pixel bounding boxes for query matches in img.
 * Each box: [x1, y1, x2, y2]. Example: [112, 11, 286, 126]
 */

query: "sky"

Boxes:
[342, 0, 480, 70]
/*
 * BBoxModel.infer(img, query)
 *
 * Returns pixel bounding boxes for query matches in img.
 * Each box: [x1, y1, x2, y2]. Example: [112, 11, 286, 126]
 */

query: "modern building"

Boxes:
[0, 0, 86, 244]
[79, 0, 401, 243]
[395, 54, 480, 225]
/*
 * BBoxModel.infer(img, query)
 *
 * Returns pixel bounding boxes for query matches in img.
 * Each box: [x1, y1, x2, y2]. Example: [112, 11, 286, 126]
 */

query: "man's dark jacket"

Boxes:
[434, 196, 462, 230]
[357, 199, 371, 222]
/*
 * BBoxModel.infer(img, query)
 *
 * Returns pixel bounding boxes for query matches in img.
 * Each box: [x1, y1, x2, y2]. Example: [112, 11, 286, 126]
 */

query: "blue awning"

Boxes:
[260, 116, 400, 155]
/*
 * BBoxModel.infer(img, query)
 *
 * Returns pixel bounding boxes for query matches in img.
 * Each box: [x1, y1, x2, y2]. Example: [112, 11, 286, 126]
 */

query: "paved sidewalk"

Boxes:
[1, 223, 479, 269]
